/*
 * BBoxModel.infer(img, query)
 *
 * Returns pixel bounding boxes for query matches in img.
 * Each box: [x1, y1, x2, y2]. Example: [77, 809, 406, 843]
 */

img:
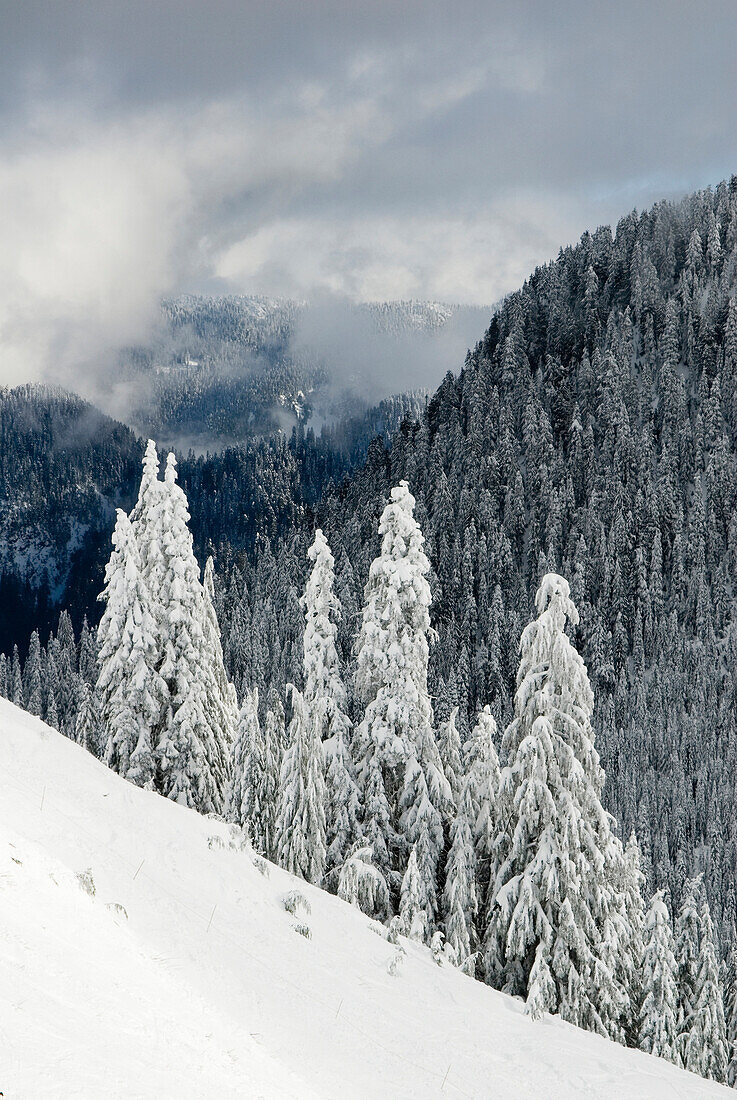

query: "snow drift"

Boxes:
[0, 698, 727, 1097]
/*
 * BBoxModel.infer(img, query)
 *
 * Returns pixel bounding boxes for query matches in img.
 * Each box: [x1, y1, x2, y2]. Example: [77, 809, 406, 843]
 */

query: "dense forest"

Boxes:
[211, 178, 737, 957]
[6, 178, 737, 963]
[0, 385, 424, 652]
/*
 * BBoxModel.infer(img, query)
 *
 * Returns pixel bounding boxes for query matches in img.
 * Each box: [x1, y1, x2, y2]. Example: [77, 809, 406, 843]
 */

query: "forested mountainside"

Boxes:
[115, 295, 485, 449]
[0, 384, 424, 653]
[9, 179, 737, 956]
[200, 180, 737, 952]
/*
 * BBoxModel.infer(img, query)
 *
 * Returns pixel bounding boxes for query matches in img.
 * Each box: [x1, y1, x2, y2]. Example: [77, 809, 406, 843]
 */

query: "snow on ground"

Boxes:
[0, 698, 728, 1098]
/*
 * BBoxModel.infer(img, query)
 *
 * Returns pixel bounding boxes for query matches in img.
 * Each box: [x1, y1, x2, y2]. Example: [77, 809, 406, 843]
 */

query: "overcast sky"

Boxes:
[2, 0, 737, 387]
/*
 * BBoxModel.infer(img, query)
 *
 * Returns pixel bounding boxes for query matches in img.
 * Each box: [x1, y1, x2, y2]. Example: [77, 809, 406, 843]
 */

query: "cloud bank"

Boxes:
[1, 0, 736, 395]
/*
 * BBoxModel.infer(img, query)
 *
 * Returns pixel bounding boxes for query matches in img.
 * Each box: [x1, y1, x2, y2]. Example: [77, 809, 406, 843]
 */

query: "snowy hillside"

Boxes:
[0, 698, 727, 1099]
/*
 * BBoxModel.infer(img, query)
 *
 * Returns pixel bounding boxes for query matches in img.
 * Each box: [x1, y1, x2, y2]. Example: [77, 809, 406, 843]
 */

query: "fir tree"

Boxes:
[153, 454, 233, 812]
[353, 481, 448, 912]
[275, 684, 327, 884]
[226, 687, 267, 850]
[486, 574, 628, 1039]
[639, 891, 680, 1065]
[74, 680, 102, 755]
[301, 529, 350, 745]
[684, 896, 729, 1082]
[443, 759, 479, 969]
[675, 874, 703, 1062]
[97, 508, 160, 789]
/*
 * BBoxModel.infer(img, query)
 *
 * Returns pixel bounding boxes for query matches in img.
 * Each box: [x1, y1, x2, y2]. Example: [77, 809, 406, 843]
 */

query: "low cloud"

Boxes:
[1, 1, 736, 400]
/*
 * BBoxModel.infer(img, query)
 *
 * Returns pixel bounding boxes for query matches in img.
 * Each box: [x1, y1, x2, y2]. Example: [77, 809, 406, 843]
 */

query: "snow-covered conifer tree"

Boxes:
[74, 680, 102, 755]
[486, 574, 628, 1037]
[443, 759, 478, 969]
[724, 947, 737, 1087]
[438, 707, 463, 812]
[325, 726, 362, 889]
[275, 684, 327, 884]
[675, 874, 703, 1062]
[45, 682, 59, 731]
[226, 688, 267, 850]
[302, 529, 350, 745]
[465, 705, 500, 933]
[153, 454, 233, 813]
[399, 844, 429, 943]
[353, 481, 448, 913]
[23, 631, 43, 718]
[97, 508, 161, 788]
[11, 646, 23, 708]
[621, 832, 647, 1045]
[639, 891, 680, 1064]
[683, 896, 728, 1082]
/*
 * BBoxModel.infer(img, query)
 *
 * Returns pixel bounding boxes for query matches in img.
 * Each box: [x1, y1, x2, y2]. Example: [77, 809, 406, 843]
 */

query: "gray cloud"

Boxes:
[1, 1, 736, 391]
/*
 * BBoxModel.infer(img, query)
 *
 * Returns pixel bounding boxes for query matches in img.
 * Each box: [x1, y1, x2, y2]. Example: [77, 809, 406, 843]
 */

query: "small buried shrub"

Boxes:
[76, 868, 95, 897]
[283, 889, 311, 917]
[253, 857, 270, 878]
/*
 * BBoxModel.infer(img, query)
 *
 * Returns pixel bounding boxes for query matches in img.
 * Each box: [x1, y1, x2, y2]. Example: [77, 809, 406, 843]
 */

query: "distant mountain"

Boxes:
[107, 295, 488, 451]
[0, 382, 425, 652]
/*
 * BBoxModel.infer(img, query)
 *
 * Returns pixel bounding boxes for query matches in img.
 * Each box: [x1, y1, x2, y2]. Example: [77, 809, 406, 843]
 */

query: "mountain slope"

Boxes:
[0, 699, 726, 1098]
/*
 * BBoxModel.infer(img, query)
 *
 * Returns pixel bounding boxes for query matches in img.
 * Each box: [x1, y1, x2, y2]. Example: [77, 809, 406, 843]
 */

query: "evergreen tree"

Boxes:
[353, 481, 448, 912]
[724, 946, 737, 1087]
[621, 832, 647, 1045]
[226, 687, 268, 851]
[275, 684, 327, 884]
[301, 529, 350, 745]
[97, 508, 160, 789]
[324, 725, 362, 889]
[23, 630, 43, 718]
[438, 706, 463, 812]
[399, 844, 429, 943]
[684, 896, 729, 1082]
[675, 874, 703, 1062]
[75, 680, 102, 755]
[486, 574, 628, 1038]
[639, 891, 680, 1065]
[443, 758, 478, 969]
[11, 645, 23, 708]
[152, 454, 233, 812]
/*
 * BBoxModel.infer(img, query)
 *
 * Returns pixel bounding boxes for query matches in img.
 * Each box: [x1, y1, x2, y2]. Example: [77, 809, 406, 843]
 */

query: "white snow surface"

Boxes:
[0, 698, 728, 1099]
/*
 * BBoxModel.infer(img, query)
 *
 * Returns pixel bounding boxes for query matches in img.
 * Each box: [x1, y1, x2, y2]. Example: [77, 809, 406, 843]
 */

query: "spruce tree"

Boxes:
[11, 645, 23, 708]
[74, 680, 102, 756]
[97, 508, 160, 788]
[486, 574, 629, 1038]
[152, 454, 233, 812]
[639, 891, 680, 1065]
[621, 832, 647, 1046]
[438, 706, 463, 812]
[465, 706, 501, 937]
[23, 631, 43, 718]
[399, 844, 429, 943]
[275, 684, 327, 884]
[301, 529, 350, 745]
[675, 874, 703, 1063]
[325, 725, 362, 890]
[443, 759, 479, 970]
[353, 481, 448, 913]
[684, 896, 729, 1082]
[226, 687, 267, 851]
[724, 946, 737, 1087]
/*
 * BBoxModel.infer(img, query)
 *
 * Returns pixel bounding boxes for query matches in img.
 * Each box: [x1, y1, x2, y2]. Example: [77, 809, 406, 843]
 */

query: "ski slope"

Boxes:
[0, 698, 728, 1098]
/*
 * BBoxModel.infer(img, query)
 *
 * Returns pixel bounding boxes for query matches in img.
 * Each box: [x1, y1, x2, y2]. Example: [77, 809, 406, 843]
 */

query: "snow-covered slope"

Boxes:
[0, 699, 727, 1099]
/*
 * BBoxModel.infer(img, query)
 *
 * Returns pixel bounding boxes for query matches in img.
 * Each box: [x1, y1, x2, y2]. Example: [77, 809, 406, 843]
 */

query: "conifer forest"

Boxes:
[4, 6, 737, 1093]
